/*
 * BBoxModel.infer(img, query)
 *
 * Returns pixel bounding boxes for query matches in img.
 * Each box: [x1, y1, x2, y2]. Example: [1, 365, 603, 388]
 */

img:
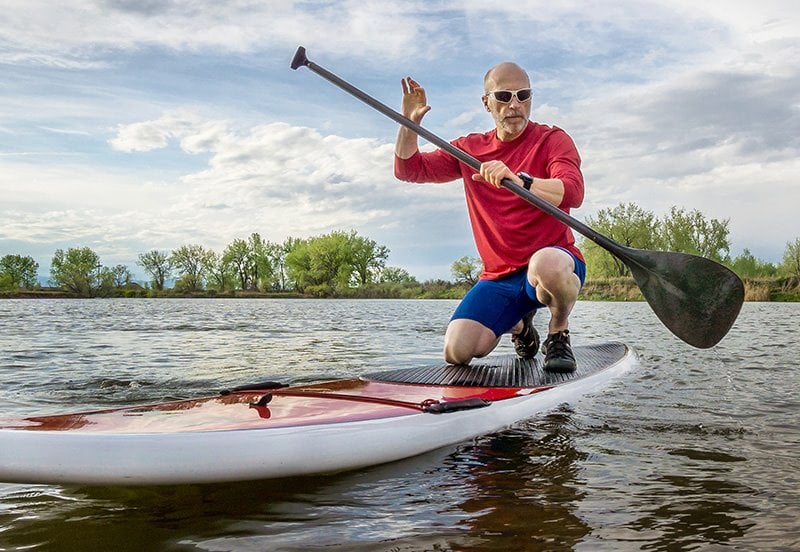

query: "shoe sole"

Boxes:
[543, 360, 577, 373]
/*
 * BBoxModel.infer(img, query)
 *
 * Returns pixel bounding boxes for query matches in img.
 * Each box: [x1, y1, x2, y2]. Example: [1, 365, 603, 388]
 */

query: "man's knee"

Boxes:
[443, 319, 498, 365]
[443, 344, 473, 366]
[529, 248, 571, 280]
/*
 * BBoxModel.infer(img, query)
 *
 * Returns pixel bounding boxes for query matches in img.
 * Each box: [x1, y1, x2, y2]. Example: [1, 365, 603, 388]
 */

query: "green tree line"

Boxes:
[578, 203, 797, 279]
[439, 203, 800, 286]
[3, 203, 800, 298]
[1, 229, 455, 298]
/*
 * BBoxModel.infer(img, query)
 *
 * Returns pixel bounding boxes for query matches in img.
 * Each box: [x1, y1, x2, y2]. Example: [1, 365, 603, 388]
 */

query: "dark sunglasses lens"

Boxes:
[493, 91, 513, 102]
[517, 89, 532, 101]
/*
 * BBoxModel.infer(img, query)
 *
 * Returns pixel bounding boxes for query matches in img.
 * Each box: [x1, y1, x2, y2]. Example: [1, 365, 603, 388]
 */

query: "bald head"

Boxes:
[483, 62, 530, 93]
[481, 61, 532, 141]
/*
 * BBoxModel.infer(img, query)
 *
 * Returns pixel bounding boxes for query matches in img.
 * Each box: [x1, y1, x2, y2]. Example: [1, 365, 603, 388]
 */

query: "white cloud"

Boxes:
[110, 109, 212, 152]
[2, 113, 469, 277]
[0, 0, 447, 66]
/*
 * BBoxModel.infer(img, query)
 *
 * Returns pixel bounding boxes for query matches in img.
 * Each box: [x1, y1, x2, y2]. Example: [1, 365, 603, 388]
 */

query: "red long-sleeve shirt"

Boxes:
[394, 121, 585, 280]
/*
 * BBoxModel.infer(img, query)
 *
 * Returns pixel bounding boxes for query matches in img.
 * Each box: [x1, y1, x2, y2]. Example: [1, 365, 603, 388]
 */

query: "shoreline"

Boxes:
[2, 277, 798, 302]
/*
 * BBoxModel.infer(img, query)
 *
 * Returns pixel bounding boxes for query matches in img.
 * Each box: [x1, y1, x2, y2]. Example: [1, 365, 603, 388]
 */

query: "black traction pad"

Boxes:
[363, 342, 629, 388]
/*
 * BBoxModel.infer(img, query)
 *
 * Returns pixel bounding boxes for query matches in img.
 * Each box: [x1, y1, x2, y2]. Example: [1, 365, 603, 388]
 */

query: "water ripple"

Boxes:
[0, 299, 798, 551]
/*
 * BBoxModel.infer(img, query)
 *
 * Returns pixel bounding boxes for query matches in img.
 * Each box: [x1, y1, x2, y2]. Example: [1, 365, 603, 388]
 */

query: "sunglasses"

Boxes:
[486, 88, 532, 103]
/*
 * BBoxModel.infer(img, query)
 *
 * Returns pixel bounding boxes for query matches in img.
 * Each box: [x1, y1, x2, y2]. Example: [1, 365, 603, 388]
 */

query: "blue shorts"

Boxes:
[451, 248, 586, 337]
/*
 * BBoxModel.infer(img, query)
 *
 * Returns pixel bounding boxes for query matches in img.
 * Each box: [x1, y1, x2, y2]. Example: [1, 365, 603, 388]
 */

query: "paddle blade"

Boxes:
[624, 248, 744, 348]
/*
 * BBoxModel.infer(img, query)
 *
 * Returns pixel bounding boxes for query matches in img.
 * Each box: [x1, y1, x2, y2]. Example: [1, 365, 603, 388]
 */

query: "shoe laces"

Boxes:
[513, 325, 532, 345]
[545, 330, 572, 356]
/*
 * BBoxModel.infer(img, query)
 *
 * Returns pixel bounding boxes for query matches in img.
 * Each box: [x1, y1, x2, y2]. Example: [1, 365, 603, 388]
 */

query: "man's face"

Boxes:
[482, 65, 531, 141]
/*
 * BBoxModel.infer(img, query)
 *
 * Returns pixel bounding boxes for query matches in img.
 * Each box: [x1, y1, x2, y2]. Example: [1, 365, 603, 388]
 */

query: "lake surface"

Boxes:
[0, 298, 798, 551]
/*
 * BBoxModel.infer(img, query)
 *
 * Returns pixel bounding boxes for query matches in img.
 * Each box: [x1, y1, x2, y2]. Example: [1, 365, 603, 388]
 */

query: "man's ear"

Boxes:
[482, 95, 490, 112]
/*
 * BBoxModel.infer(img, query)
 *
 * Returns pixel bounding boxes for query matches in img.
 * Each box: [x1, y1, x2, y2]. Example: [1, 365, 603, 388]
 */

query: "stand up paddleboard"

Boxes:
[0, 342, 635, 486]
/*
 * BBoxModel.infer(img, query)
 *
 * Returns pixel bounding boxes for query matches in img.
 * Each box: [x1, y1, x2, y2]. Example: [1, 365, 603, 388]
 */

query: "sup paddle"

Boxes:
[290, 46, 745, 348]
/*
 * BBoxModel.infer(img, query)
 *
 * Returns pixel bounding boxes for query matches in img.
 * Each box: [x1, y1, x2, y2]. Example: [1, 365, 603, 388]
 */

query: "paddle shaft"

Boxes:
[291, 47, 636, 266]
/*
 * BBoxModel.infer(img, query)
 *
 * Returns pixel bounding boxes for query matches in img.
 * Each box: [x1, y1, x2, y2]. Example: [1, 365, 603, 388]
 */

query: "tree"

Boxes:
[50, 247, 102, 296]
[170, 244, 211, 292]
[137, 250, 172, 290]
[275, 237, 303, 290]
[223, 238, 253, 290]
[782, 238, 800, 279]
[284, 238, 312, 293]
[285, 231, 355, 295]
[282, 231, 394, 295]
[248, 233, 278, 291]
[730, 249, 776, 278]
[451, 255, 482, 285]
[262, 240, 287, 291]
[202, 250, 235, 292]
[581, 202, 661, 277]
[110, 264, 133, 288]
[96, 266, 117, 297]
[662, 206, 731, 263]
[381, 266, 418, 284]
[0, 254, 39, 289]
[348, 231, 390, 286]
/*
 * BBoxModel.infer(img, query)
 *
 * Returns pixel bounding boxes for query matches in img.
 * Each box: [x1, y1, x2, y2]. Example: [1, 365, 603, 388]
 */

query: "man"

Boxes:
[394, 61, 585, 372]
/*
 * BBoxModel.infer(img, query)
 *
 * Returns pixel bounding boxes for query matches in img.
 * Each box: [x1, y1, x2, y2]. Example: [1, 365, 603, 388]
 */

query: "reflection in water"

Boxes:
[628, 468, 756, 550]
[443, 407, 591, 551]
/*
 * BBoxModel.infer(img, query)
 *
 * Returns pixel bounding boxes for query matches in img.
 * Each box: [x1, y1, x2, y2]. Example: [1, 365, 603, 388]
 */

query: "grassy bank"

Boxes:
[2, 276, 799, 301]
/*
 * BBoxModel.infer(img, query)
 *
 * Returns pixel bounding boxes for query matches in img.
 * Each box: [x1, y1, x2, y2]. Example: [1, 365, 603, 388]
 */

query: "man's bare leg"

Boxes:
[443, 319, 500, 365]
[443, 248, 579, 366]
[526, 248, 581, 332]
[527, 247, 581, 371]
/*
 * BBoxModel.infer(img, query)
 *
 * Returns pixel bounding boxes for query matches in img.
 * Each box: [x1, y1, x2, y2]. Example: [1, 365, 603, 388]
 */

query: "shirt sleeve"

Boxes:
[394, 148, 463, 184]
[545, 130, 584, 209]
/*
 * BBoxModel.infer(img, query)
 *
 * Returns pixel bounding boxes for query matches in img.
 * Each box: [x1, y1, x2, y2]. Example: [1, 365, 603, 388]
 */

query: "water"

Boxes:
[0, 299, 798, 551]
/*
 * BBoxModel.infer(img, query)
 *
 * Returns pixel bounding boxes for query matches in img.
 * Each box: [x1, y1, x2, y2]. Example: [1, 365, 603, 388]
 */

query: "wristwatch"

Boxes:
[517, 172, 533, 190]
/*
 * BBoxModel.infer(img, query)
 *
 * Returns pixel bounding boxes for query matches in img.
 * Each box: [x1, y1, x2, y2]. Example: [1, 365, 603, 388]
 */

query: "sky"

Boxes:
[1, 0, 798, 282]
